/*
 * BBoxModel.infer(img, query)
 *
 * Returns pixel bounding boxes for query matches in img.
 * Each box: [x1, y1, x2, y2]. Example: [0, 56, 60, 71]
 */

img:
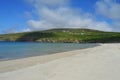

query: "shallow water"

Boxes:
[0, 42, 99, 60]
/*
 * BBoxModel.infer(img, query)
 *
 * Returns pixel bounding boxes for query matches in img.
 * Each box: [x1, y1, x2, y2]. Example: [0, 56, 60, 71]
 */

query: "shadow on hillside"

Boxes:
[86, 36, 120, 43]
[15, 32, 55, 42]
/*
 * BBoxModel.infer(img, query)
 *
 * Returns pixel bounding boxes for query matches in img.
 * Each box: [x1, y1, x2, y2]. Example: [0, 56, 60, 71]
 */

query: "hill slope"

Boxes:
[0, 28, 120, 43]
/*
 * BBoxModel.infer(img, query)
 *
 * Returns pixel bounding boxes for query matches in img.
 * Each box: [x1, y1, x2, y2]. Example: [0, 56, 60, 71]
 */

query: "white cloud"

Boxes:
[96, 0, 120, 31]
[27, 0, 68, 8]
[96, 0, 120, 20]
[26, 0, 112, 31]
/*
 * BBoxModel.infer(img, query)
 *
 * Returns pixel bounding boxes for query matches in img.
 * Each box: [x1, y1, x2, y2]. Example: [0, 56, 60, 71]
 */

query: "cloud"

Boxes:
[26, 0, 112, 31]
[27, 0, 69, 8]
[96, 0, 120, 20]
[96, 0, 120, 31]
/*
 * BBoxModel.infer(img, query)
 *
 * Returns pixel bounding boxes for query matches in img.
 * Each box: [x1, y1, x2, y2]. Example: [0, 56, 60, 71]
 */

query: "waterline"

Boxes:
[0, 42, 99, 61]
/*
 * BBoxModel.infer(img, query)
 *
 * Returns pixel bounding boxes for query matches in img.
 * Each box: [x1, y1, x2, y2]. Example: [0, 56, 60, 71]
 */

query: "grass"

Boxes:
[0, 28, 120, 43]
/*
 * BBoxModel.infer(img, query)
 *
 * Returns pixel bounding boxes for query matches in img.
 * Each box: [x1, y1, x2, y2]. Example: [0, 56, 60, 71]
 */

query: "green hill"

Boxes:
[0, 28, 120, 43]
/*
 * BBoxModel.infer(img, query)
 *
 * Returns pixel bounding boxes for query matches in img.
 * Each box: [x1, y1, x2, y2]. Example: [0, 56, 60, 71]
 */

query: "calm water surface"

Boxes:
[0, 42, 99, 61]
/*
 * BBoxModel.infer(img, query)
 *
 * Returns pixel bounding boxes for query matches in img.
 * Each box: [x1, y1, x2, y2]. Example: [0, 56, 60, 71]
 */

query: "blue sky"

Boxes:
[0, 0, 120, 34]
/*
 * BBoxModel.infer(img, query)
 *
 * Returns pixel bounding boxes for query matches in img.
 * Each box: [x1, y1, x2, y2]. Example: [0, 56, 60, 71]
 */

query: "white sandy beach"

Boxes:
[0, 43, 120, 80]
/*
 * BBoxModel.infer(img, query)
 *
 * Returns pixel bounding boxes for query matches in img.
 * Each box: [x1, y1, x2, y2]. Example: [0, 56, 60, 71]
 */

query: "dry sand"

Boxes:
[0, 43, 120, 80]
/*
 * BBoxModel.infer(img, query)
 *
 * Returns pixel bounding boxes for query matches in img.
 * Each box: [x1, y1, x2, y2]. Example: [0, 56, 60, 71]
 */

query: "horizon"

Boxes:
[0, 0, 120, 34]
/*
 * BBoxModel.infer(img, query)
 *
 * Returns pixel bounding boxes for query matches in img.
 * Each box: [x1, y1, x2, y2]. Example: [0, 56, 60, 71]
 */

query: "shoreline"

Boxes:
[0, 43, 99, 62]
[0, 43, 120, 80]
[0, 44, 101, 73]
[0, 42, 100, 62]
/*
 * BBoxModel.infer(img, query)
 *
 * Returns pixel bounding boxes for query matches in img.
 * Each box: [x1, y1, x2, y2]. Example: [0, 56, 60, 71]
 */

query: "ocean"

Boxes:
[0, 42, 99, 61]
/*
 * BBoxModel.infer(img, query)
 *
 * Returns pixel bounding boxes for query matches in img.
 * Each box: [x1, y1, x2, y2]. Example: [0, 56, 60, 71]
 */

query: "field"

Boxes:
[0, 28, 120, 43]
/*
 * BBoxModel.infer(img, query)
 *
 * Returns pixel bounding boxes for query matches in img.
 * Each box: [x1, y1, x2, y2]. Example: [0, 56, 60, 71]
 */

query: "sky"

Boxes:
[0, 0, 120, 34]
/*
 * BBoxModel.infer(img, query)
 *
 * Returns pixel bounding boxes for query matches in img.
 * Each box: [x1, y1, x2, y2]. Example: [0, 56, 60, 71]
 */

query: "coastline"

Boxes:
[0, 42, 99, 61]
[0, 44, 100, 73]
[0, 43, 120, 80]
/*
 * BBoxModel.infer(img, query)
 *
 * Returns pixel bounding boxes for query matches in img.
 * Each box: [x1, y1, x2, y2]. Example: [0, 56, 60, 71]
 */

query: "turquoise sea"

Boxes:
[0, 41, 99, 61]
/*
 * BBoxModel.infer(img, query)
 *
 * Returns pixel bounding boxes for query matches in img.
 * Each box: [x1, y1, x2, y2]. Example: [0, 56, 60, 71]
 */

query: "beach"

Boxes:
[0, 43, 120, 80]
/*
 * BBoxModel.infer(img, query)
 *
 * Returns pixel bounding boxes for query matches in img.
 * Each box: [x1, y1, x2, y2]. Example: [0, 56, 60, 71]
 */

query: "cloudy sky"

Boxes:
[0, 0, 120, 34]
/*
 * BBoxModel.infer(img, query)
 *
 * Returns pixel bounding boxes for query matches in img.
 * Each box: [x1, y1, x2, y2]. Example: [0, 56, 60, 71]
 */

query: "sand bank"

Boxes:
[0, 43, 120, 80]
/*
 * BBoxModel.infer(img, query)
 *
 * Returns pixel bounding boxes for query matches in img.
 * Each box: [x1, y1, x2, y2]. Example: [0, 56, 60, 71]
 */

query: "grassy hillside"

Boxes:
[0, 28, 120, 43]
